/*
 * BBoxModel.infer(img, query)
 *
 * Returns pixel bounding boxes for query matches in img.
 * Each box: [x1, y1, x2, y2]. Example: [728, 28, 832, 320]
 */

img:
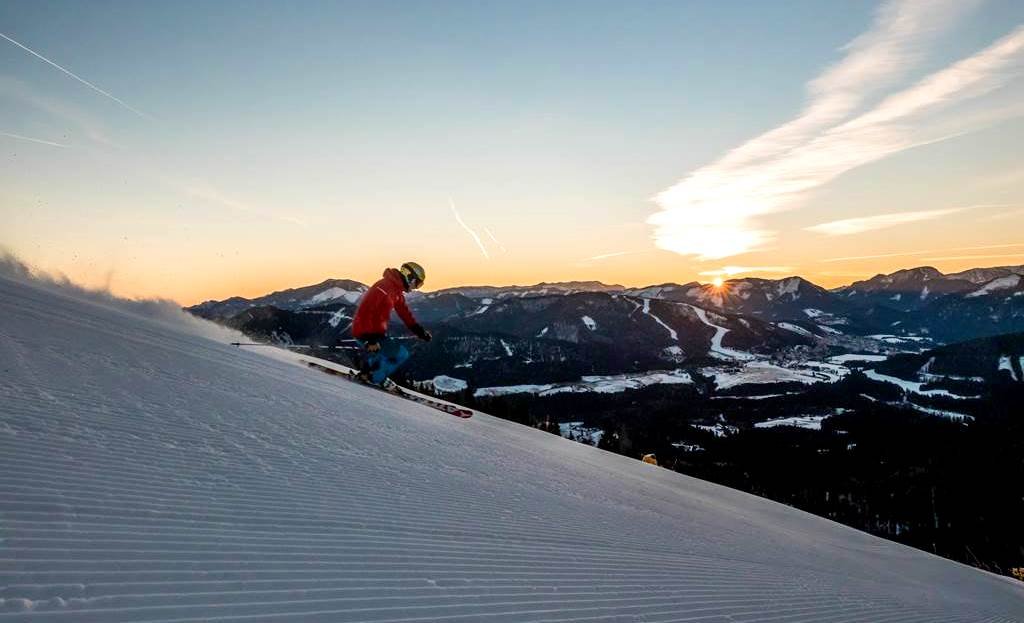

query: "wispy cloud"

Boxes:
[0, 131, 66, 148]
[805, 204, 1004, 236]
[583, 250, 642, 262]
[823, 242, 1024, 262]
[0, 76, 116, 147]
[648, 1, 1024, 260]
[483, 227, 507, 253]
[698, 266, 794, 277]
[0, 31, 151, 119]
[983, 207, 1024, 221]
[450, 199, 490, 260]
[185, 185, 306, 227]
[923, 252, 1024, 261]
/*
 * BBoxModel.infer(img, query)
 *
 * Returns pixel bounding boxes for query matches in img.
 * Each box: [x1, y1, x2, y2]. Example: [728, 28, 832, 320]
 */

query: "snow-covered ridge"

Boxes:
[304, 285, 365, 306]
[1, 271, 1021, 620]
[967, 274, 1021, 298]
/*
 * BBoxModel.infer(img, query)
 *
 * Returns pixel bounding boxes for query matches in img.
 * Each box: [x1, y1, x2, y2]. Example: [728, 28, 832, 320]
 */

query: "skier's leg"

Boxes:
[355, 340, 381, 381]
[370, 338, 410, 385]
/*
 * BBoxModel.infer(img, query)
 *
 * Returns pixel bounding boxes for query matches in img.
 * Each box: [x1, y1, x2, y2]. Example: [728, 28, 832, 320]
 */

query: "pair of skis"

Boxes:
[303, 360, 473, 419]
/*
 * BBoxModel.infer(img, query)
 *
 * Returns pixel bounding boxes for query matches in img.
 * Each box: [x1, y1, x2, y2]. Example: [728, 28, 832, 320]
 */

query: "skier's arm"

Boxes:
[394, 296, 429, 340]
[359, 333, 385, 351]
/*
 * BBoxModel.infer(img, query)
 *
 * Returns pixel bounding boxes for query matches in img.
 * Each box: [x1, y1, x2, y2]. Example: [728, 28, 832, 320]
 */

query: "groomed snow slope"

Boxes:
[2, 274, 1023, 622]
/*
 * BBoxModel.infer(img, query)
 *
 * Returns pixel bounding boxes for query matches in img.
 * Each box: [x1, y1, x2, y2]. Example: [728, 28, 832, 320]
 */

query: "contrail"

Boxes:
[483, 227, 507, 253]
[584, 251, 639, 261]
[0, 131, 66, 148]
[0, 32, 151, 119]
[450, 199, 489, 260]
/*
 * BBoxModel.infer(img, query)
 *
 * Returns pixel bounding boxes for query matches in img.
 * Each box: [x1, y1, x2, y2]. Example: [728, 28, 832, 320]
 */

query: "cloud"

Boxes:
[0, 76, 116, 147]
[983, 207, 1024, 221]
[805, 205, 978, 236]
[698, 266, 795, 277]
[0, 131, 66, 148]
[184, 185, 306, 227]
[583, 250, 640, 261]
[449, 199, 490, 260]
[648, 1, 1024, 260]
[923, 252, 1024, 261]
[0, 32, 151, 119]
[823, 241, 1024, 262]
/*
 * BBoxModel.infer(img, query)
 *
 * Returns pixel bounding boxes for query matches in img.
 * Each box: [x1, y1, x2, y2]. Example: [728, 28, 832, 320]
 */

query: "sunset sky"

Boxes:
[2, 0, 1023, 304]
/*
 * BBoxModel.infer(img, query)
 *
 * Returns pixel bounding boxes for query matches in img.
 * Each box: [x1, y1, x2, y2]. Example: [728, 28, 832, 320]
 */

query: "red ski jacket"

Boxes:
[351, 268, 419, 340]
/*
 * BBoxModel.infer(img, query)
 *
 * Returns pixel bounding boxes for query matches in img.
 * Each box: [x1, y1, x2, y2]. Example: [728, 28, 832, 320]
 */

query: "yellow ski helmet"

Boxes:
[400, 261, 426, 289]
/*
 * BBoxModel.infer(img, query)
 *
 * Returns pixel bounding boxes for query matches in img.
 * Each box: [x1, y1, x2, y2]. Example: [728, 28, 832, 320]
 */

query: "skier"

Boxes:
[351, 261, 432, 386]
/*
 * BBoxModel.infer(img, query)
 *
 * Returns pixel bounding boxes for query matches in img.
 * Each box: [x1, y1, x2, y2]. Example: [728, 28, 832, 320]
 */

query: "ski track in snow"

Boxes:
[640, 298, 677, 341]
[688, 305, 754, 361]
[1, 274, 1022, 622]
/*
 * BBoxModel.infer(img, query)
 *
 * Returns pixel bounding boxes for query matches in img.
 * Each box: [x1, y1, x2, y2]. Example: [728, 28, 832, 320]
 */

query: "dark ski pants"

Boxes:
[357, 337, 410, 385]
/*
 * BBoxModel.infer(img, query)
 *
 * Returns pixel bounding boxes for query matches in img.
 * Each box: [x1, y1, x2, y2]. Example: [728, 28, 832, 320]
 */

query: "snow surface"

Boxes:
[755, 415, 829, 430]
[640, 298, 677, 340]
[558, 422, 604, 446]
[828, 353, 889, 364]
[689, 305, 754, 361]
[304, 286, 364, 306]
[327, 309, 349, 328]
[475, 370, 693, 397]
[998, 355, 1019, 381]
[431, 375, 469, 394]
[581, 315, 597, 331]
[693, 423, 739, 437]
[1, 273, 1022, 621]
[967, 274, 1021, 298]
[708, 361, 845, 389]
[864, 370, 977, 399]
[776, 277, 801, 298]
[776, 322, 814, 337]
[907, 403, 974, 423]
[866, 334, 932, 344]
[661, 345, 685, 363]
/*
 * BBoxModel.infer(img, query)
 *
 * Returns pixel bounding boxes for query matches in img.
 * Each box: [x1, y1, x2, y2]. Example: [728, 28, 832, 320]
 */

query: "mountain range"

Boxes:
[187, 264, 1024, 386]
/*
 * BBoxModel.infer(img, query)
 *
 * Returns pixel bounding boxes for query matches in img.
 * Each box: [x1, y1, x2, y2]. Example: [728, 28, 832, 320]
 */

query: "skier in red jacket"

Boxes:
[351, 261, 431, 385]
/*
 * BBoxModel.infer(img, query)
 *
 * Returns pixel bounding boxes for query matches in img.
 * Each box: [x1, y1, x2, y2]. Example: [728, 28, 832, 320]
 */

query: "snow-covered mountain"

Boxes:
[877, 331, 1024, 383]
[4, 270, 1023, 620]
[431, 280, 625, 299]
[188, 264, 1024, 383]
[839, 267, 976, 311]
[191, 278, 367, 318]
[948, 264, 1024, 285]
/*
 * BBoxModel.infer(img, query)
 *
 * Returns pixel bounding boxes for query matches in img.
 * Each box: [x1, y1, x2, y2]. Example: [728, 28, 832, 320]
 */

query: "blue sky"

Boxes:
[2, 0, 1023, 302]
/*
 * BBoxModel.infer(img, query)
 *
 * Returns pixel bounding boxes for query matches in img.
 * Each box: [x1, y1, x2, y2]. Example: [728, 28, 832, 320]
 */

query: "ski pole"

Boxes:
[230, 342, 361, 350]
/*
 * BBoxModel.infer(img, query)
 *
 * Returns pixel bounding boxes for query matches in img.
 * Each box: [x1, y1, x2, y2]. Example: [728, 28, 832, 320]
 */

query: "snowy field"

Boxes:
[707, 360, 847, 390]
[1, 272, 1023, 622]
[754, 415, 830, 431]
[474, 370, 693, 398]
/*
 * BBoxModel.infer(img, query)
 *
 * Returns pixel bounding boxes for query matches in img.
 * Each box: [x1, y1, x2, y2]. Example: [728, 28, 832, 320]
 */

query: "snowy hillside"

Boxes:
[2, 272, 1023, 622]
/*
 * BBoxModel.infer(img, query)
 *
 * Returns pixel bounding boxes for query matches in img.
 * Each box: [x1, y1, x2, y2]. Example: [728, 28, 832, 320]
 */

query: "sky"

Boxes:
[1, 0, 1023, 304]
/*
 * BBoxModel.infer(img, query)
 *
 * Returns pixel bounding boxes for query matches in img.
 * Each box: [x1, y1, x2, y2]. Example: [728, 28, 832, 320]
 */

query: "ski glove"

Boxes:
[411, 324, 432, 342]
